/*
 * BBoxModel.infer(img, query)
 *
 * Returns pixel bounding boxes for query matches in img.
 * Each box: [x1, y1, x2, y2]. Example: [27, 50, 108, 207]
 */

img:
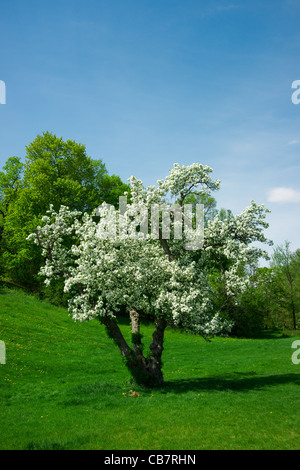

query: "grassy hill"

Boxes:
[0, 285, 300, 450]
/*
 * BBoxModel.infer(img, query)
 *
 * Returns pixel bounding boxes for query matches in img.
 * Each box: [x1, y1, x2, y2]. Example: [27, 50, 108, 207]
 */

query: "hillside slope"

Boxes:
[0, 286, 300, 450]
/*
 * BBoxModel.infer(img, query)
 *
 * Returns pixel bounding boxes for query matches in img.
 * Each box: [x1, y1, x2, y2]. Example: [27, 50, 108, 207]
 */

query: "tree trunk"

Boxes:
[129, 308, 145, 359]
[101, 315, 133, 358]
[148, 318, 167, 386]
[291, 298, 297, 330]
[100, 314, 166, 387]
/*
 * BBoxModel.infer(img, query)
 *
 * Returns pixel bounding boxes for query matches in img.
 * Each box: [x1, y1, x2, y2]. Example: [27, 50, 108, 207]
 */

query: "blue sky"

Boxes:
[1, 0, 300, 259]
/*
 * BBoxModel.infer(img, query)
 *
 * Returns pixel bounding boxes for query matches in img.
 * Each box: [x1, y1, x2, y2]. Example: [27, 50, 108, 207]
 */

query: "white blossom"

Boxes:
[27, 163, 272, 339]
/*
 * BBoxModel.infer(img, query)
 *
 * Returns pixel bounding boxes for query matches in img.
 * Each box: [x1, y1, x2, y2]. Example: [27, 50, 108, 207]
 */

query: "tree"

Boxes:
[0, 156, 24, 239]
[270, 241, 300, 329]
[28, 163, 272, 386]
[250, 266, 286, 330]
[0, 132, 130, 288]
[0, 157, 24, 276]
[23, 131, 108, 212]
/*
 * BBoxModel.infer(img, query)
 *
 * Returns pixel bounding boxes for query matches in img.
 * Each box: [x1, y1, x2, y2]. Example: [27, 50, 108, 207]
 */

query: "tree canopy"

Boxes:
[0, 132, 130, 290]
[28, 162, 272, 386]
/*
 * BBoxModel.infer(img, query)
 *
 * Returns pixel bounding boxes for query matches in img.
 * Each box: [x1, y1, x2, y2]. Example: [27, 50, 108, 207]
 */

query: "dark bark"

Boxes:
[100, 313, 167, 387]
[148, 318, 167, 386]
[159, 232, 175, 262]
[101, 315, 133, 359]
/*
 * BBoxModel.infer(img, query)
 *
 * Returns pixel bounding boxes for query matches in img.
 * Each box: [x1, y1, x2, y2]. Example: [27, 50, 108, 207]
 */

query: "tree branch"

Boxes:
[101, 315, 134, 359]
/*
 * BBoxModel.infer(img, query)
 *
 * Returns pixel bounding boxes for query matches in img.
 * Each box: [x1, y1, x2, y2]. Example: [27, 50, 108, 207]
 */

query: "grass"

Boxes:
[0, 285, 300, 450]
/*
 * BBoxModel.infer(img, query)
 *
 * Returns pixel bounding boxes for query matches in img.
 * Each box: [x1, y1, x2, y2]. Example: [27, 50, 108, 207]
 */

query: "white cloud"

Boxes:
[288, 140, 300, 145]
[267, 187, 300, 203]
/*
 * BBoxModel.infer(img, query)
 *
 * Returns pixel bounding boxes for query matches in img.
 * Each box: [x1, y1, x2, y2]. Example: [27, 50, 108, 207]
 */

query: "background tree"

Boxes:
[0, 157, 24, 277]
[0, 132, 130, 296]
[181, 192, 218, 225]
[250, 266, 286, 330]
[269, 242, 300, 329]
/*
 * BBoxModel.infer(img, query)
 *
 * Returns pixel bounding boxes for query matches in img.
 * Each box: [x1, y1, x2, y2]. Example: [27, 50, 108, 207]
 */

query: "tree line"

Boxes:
[0, 132, 299, 347]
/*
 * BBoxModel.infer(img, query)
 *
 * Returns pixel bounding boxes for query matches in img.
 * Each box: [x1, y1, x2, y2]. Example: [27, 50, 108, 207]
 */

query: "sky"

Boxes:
[1, 0, 300, 260]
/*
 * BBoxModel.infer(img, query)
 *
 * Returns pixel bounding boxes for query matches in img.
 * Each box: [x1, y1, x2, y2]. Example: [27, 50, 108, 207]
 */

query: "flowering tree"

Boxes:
[28, 163, 272, 386]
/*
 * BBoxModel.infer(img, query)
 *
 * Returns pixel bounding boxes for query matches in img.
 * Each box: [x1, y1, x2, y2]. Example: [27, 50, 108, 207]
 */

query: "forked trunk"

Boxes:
[101, 313, 167, 387]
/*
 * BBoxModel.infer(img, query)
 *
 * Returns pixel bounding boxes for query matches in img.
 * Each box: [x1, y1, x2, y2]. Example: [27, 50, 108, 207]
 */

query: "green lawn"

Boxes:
[0, 285, 300, 450]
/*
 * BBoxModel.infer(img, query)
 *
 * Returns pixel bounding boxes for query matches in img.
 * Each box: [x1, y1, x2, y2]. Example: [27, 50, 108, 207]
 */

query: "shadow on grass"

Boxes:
[162, 372, 300, 394]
